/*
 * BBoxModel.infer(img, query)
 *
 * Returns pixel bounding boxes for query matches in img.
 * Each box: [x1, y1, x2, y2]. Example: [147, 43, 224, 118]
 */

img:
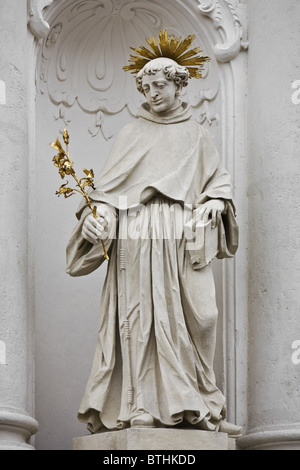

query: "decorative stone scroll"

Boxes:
[27, 0, 54, 40]
[197, 0, 248, 62]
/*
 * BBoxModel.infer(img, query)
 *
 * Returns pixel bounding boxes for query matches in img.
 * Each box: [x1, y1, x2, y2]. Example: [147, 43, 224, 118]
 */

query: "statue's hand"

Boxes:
[194, 199, 225, 230]
[82, 206, 111, 245]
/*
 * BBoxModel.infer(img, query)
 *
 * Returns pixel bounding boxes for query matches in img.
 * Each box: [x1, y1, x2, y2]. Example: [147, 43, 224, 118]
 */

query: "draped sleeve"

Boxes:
[195, 126, 235, 211]
[66, 203, 117, 277]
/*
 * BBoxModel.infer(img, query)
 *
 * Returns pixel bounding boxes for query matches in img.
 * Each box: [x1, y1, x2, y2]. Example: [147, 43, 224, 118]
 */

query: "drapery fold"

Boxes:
[66, 103, 238, 433]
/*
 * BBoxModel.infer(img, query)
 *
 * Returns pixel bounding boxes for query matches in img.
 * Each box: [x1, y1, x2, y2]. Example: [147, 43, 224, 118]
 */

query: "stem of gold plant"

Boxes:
[69, 145, 109, 261]
[50, 130, 109, 262]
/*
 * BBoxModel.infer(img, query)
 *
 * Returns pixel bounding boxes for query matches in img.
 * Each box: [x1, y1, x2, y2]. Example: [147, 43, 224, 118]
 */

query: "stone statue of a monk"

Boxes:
[66, 34, 242, 438]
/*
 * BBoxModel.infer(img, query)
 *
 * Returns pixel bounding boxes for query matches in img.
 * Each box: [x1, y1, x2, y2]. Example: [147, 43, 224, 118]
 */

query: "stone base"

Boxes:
[73, 429, 236, 451]
[0, 409, 38, 450]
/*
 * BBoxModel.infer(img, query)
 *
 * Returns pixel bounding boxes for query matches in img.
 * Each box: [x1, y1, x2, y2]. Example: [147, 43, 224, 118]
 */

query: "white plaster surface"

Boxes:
[0, 0, 38, 450]
[238, 0, 300, 451]
[0, 0, 28, 414]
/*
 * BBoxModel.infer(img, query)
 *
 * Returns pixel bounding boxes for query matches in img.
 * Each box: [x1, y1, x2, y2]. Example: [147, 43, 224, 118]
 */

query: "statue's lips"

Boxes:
[152, 99, 163, 106]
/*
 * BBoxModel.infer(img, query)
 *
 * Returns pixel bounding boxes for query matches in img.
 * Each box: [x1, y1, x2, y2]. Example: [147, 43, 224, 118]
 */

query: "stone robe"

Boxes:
[66, 103, 238, 433]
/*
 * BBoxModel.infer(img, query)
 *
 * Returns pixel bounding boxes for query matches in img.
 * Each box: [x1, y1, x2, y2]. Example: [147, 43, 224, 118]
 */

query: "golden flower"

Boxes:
[59, 167, 66, 179]
[83, 168, 94, 179]
[63, 129, 70, 145]
[56, 182, 74, 198]
[63, 161, 75, 176]
[49, 129, 109, 261]
[52, 153, 66, 168]
[50, 138, 65, 154]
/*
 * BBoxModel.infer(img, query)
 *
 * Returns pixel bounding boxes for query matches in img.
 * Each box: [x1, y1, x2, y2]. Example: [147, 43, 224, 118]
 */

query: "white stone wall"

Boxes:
[238, 0, 300, 450]
[0, 0, 38, 449]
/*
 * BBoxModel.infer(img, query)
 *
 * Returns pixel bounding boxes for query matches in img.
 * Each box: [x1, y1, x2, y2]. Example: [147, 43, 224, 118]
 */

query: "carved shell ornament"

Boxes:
[35, 0, 246, 135]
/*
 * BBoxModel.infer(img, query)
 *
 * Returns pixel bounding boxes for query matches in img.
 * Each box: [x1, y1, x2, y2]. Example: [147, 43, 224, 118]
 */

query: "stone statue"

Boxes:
[66, 31, 242, 438]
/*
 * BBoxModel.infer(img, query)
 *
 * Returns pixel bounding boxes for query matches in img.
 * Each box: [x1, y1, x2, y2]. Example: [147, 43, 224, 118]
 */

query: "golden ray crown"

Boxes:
[123, 29, 210, 79]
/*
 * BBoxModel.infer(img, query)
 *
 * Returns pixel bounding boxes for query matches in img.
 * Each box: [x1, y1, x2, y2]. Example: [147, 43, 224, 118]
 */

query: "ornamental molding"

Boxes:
[196, 0, 248, 62]
[33, 0, 248, 138]
[27, 0, 54, 40]
[35, 0, 247, 125]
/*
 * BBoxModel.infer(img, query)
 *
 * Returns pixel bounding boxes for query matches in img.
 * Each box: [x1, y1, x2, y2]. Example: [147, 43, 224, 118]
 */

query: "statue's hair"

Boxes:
[136, 59, 190, 94]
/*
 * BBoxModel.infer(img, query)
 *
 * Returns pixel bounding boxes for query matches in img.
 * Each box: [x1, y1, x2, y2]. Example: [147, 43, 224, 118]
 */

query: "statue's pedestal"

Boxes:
[72, 429, 236, 451]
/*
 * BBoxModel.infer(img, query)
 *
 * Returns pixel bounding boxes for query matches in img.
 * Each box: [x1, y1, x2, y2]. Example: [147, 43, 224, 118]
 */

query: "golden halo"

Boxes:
[123, 29, 210, 79]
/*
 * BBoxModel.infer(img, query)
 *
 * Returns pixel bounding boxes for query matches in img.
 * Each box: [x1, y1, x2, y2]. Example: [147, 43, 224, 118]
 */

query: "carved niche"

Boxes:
[32, 0, 248, 426]
[35, 0, 246, 138]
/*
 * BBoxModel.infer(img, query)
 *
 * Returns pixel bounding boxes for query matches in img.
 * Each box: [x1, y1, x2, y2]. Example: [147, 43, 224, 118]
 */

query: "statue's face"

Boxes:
[141, 69, 180, 115]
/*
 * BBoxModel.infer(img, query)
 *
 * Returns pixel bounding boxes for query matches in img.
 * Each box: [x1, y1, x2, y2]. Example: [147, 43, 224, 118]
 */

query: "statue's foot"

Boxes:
[130, 413, 155, 428]
[218, 420, 243, 438]
[195, 417, 216, 432]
